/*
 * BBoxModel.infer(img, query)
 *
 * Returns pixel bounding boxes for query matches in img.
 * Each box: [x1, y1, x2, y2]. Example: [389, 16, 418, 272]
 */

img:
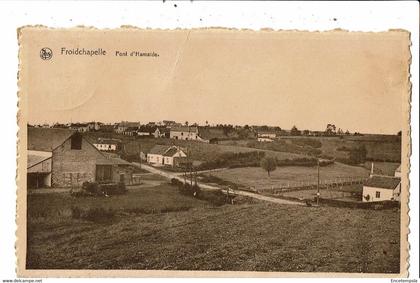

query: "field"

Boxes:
[209, 163, 370, 190]
[362, 161, 400, 176]
[27, 184, 400, 272]
[281, 185, 362, 202]
[86, 133, 310, 163]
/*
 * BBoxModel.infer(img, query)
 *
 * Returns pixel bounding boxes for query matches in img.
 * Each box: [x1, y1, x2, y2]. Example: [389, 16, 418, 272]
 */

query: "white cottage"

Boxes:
[147, 145, 187, 167]
[362, 176, 401, 202]
[170, 126, 199, 140]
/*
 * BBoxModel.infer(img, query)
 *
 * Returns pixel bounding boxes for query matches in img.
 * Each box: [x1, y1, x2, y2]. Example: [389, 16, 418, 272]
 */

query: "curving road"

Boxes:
[132, 162, 303, 206]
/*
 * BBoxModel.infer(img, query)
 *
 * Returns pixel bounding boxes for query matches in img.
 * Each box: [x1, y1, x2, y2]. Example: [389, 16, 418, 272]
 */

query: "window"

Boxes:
[96, 165, 112, 182]
[70, 134, 82, 150]
[375, 191, 381, 198]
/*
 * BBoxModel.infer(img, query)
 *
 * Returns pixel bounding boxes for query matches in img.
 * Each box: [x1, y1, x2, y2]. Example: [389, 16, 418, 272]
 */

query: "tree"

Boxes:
[260, 157, 277, 177]
[302, 129, 310, 136]
[325, 124, 336, 136]
[290, 125, 301, 136]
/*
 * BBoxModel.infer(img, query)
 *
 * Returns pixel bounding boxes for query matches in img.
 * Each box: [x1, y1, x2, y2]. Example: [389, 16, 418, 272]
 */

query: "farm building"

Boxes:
[137, 125, 169, 138]
[69, 123, 90, 133]
[115, 121, 140, 134]
[257, 132, 276, 139]
[147, 145, 187, 167]
[257, 137, 274, 142]
[27, 128, 135, 189]
[170, 126, 200, 141]
[362, 176, 401, 202]
[93, 138, 121, 151]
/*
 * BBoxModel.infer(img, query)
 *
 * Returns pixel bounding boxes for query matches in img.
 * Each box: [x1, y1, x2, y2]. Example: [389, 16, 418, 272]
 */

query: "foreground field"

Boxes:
[209, 163, 370, 190]
[27, 183, 400, 273]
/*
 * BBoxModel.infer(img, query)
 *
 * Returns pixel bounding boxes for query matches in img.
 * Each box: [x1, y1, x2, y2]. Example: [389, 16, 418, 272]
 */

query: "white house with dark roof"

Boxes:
[93, 138, 121, 151]
[362, 163, 402, 202]
[147, 145, 187, 167]
[170, 126, 199, 141]
[362, 176, 401, 202]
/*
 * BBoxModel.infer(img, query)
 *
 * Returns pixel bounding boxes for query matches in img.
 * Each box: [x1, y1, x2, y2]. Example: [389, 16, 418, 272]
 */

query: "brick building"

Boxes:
[27, 127, 134, 189]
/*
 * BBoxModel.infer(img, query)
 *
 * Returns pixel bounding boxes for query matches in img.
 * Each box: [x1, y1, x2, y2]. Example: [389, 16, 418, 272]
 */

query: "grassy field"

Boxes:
[27, 187, 400, 272]
[209, 163, 370, 190]
[28, 184, 209, 220]
[362, 161, 400, 176]
[277, 135, 401, 162]
[115, 137, 306, 162]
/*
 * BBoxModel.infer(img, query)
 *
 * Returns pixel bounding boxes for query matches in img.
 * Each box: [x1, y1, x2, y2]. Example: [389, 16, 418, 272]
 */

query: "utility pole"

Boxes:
[138, 143, 142, 168]
[317, 159, 320, 206]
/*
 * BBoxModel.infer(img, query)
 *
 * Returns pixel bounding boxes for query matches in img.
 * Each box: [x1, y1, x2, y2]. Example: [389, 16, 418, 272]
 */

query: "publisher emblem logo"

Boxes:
[40, 47, 53, 60]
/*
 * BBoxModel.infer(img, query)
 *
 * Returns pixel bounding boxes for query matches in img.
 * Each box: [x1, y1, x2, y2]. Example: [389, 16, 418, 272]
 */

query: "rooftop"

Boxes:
[28, 127, 75, 152]
[364, 176, 401, 190]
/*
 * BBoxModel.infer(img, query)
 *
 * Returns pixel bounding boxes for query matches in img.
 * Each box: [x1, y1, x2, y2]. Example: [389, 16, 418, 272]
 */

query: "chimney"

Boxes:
[370, 162, 374, 177]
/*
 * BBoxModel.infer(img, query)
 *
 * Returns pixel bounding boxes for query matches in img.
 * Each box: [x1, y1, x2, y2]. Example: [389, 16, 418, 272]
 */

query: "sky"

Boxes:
[21, 28, 410, 134]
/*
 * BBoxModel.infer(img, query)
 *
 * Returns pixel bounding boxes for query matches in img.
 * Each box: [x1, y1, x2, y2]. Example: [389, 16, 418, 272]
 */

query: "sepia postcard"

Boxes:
[17, 27, 411, 277]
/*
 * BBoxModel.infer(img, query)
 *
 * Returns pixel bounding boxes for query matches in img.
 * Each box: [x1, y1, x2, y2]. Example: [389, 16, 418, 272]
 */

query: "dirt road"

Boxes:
[133, 163, 303, 206]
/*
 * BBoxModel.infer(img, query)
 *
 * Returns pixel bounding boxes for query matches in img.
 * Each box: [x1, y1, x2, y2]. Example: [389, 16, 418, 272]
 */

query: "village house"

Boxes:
[160, 120, 177, 127]
[93, 138, 121, 151]
[257, 132, 276, 139]
[170, 126, 200, 140]
[362, 163, 402, 202]
[70, 123, 90, 133]
[115, 121, 140, 134]
[27, 128, 134, 189]
[257, 137, 274, 142]
[256, 131, 276, 142]
[137, 125, 165, 138]
[147, 145, 187, 167]
[87, 122, 101, 131]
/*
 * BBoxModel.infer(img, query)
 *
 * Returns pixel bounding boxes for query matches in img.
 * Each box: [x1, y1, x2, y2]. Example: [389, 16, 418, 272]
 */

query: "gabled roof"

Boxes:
[163, 147, 185, 157]
[170, 126, 198, 133]
[28, 128, 75, 152]
[364, 176, 401, 190]
[149, 145, 173, 155]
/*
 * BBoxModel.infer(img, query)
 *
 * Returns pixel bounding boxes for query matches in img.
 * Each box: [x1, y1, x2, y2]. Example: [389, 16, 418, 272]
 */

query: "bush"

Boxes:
[291, 138, 322, 148]
[196, 190, 227, 206]
[171, 178, 231, 206]
[82, 181, 100, 195]
[276, 157, 318, 167]
[76, 181, 127, 197]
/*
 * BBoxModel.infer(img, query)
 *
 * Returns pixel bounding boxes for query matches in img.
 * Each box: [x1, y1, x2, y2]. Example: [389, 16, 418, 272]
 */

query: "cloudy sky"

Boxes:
[21, 28, 410, 134]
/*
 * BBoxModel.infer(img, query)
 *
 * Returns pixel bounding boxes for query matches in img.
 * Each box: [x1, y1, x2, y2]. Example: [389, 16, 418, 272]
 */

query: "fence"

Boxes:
[257, 176, 368, 194]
